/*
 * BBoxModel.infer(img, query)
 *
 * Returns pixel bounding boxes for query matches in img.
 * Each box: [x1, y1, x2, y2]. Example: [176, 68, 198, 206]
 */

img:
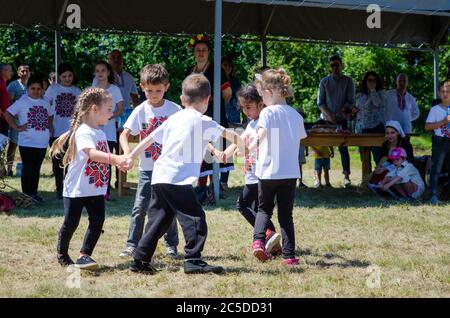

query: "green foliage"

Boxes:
[0, 28, 449, 131]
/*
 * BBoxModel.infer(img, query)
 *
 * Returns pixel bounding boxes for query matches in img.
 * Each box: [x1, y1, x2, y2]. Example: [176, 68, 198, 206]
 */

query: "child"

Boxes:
[236, 83, 282, 257]
[45, 63, 82, 199]
[125, 74, 246, 274]
[119, 64, 181, 259]
[378, 147, 425, 200]
[94, 60, 124, 200]
[311, 146, 334, 188]
[425, 79, 450, 205]
[3, 75, 53, 204]
[297, 108, 308, 188]
[249, 68, 307, 265]
[50, 87, 130, 269]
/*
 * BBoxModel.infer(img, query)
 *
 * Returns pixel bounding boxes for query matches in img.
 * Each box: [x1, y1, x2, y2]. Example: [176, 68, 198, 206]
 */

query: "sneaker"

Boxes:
[7, 169, 13, 177]
[166, 246, 178, 258]
[298, 182, 308, 188]
[252, 240, 270, 261]
[314, 181, 321, 188]
[265, 231, 281, 255]
[184, 259, 224, 274]
[75, 255, 99, 270]
[119, 246, 136, 258]
[282, 257, 300, 266]
[270, 245, 283, 257]
[325, 183, 333, 188]
[129, 259, 158, 274]
[344, 178, 351, 188]
[57, 253, 74, 266]
[430, 195, 441, 205]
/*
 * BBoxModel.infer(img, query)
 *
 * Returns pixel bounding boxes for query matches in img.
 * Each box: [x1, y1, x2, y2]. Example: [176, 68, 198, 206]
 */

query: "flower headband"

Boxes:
[188, 34, 209, 49]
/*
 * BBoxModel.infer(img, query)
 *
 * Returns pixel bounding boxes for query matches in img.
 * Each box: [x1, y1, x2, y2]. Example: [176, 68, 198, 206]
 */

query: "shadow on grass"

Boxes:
[298, 248, 371, 269]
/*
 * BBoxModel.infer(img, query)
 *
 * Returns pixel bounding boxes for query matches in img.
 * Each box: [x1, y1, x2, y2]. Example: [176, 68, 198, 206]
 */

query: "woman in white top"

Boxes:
[94, 60, 124, 199]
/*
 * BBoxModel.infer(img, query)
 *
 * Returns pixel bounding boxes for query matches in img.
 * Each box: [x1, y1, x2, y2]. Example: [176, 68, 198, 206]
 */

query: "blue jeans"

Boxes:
[428, 136, 450, 197]
[127, 170, 179, 248]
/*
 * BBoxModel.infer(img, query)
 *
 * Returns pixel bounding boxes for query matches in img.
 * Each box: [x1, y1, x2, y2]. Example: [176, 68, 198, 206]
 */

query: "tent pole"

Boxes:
[213, 0, 223, 202]
[261, 37, 267, 67]
[433, 47, 439, 99]
[54, 30, 62, 83]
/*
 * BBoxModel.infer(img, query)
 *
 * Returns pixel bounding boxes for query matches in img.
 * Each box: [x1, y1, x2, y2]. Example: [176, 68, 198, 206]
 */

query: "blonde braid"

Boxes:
[49, 87, 111, 167]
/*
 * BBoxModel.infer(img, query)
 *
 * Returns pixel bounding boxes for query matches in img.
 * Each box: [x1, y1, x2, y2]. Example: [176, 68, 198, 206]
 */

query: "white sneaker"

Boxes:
[343, 178, 351, 188]
[314, 181, 321, 188]
[166, 246, 178, 258]
[119, 246, 135, 258]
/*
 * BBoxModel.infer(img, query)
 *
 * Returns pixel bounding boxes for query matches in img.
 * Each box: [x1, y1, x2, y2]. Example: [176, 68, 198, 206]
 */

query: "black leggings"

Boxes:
[237, 183, 276, 232]
[57, 196, 105, 256]
[49, 137, 65, 195]
[18, 146, 46, 196]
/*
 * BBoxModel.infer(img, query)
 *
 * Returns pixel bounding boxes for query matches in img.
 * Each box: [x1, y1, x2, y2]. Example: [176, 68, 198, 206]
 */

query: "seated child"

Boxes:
[376, 147, 425, 200]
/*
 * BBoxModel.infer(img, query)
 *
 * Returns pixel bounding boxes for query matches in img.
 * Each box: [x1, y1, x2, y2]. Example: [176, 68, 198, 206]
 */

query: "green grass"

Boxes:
[0, 148, 449, 298]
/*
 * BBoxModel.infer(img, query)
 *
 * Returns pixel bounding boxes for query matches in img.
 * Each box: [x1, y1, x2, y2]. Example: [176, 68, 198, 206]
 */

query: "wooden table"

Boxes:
[301, 132, 386, 181]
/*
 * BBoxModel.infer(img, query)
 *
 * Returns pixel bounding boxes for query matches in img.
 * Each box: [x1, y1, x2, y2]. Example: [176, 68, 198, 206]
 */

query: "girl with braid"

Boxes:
[50, 87, 131, 270]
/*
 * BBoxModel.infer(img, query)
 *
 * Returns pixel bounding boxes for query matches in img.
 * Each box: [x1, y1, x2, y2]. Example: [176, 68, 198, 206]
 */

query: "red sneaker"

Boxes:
[281, 258, 300, 266]
[265, 231, 281, 255]
[252, 240, 270, 262]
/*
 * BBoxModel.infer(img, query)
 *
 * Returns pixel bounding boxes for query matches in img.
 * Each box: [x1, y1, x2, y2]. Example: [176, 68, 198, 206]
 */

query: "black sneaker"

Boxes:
[57, 254, 74, 266]
[184, 260, 224, 274]
[75, 255, 99, 270]
[129, 259, 158, 275]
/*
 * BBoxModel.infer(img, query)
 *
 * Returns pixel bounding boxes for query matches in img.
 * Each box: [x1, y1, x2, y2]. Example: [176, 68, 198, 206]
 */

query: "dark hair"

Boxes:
[17, 64, 30, 71]
[182, 74, 211, 105]
[95, 60, 115, 84]
[221, 56, 234, 70]
[193, 40, 210, 51]
[329, 55, 342, 64]
[237, 83, 262, 104]
[439, 79, 450, 90]
[27, 74, 44, 88]
[57, 63, 74, 77]
[360, 71, 383, 95]
[139, 64, 170, 85]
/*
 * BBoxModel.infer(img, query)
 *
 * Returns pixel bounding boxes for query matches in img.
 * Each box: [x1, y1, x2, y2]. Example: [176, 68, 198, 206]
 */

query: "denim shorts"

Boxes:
[314, 158, 330, 171]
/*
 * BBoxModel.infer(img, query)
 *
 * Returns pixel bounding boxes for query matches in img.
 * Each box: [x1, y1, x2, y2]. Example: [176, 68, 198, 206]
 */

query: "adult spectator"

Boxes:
[384, 73, 420, 134]
[6, 64, 30, 176]
[356, 71, 386, 165]
[221, 56, 242, 126]
[185, 34, 232, 204]
[317, 55, 355, 187]
[0, 64, 13, 136]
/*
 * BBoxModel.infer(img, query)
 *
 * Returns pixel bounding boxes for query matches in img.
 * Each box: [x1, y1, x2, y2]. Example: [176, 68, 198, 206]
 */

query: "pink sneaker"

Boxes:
[270, 245, 282, 257]
[265, 231, 281, 255]
[282, 258, 300, 266]
[252, 240, 270, 262]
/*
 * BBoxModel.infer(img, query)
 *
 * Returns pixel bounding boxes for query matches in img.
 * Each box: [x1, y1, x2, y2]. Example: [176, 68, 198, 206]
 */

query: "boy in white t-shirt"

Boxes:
[45, 63, 82, 199]
[250, 69, 307, 266]
[3, 75, 54, 204]
[119, 64, 181, 259]
[125, 74, 246, 275]
[425, 79, 450, 204]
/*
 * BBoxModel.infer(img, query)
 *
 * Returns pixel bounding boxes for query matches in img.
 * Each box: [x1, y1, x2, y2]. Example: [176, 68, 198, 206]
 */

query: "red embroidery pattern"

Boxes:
[440, 124, 450, 138]
[55, 93, 76, 118]
[139, 116, 168, 160]
[85, 141, 110, 188]
[27, 106, 48, 131]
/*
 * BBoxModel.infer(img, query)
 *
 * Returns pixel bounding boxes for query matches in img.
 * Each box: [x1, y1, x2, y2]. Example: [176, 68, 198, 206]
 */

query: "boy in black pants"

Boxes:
[124, 74, 246, 274]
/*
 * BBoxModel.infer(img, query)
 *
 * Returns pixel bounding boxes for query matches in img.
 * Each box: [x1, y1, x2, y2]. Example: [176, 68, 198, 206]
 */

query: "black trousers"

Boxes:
[254, 179, 297, 259]
[57, 195, 105, 256]
[237, 183, 276, 232]
[134, 184, 207, 262]
[18, 146, 46, 196]
[49, 137, 65, 195]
